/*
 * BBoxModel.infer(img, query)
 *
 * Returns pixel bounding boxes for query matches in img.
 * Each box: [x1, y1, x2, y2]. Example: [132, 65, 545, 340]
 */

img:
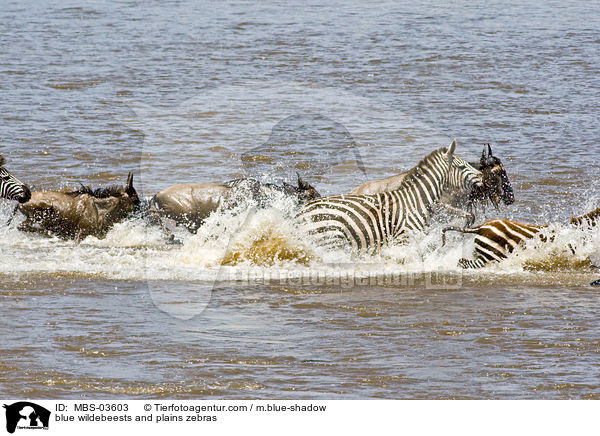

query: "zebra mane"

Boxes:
[395, 147, 448, 190]
[0, 154, 5, 167]
[67, 184, 125, 198]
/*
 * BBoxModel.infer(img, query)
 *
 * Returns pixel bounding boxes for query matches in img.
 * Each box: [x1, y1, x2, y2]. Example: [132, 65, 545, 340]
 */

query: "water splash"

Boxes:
[1, 195, 599, 287]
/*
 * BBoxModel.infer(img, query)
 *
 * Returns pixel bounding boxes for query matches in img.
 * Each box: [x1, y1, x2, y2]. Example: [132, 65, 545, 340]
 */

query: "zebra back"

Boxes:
[351, 146, 484, 198]
[0, 154, 31, 203]
[570, 207, 600, 227]
[452, 207, 600, 268]
[447, 219, 544, 268]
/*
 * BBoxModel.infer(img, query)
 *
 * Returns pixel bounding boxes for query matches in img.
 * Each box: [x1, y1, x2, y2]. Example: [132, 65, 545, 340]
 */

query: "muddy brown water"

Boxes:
[1, 1, 599, 399]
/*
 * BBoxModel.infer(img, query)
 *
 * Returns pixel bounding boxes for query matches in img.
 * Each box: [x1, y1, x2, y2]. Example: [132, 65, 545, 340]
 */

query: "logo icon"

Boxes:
[3, 402, 50, 434]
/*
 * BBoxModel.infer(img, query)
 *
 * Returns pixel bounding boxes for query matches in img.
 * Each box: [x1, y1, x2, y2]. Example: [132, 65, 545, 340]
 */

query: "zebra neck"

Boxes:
[394, 172, 445, 231]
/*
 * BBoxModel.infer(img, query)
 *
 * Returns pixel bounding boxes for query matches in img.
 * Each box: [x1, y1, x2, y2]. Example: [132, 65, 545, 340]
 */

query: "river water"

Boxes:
[1, 0, 599, 399]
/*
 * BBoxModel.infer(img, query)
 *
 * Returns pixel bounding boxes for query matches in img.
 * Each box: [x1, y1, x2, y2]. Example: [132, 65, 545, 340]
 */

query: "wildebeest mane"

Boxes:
[67, 184, 125, 198]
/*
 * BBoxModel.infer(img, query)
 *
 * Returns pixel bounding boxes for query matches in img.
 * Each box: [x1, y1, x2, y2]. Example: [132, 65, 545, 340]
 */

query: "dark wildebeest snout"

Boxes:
[480, 144, 514, 207]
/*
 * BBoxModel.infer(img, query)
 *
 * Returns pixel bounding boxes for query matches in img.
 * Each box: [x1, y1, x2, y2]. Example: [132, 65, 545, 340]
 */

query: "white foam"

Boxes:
[1, 197, 599, 284]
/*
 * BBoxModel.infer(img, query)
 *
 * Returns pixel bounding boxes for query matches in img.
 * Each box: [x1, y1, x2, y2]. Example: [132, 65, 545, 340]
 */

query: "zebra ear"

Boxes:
[446, 139, 456, 160]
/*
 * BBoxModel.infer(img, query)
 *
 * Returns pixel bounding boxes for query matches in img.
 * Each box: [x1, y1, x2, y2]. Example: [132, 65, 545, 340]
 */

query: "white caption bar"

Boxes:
[0, 400, 595, 435]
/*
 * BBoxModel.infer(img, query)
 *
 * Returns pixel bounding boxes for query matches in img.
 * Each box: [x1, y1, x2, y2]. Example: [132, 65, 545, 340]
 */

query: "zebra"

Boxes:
[442, 207, 600, 268]
[0, 154, 31, 203]
[297, 140, 484, 251]
[351, 144, 514, 216]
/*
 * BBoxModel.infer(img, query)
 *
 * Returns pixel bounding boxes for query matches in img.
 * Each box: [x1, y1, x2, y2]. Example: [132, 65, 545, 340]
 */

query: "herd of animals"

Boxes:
[1, 141, 599, 282]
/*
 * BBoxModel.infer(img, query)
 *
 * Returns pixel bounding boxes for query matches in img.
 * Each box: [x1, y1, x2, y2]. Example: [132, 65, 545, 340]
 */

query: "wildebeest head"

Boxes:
[68, 172, 140, 212]
[92, 172, 140, 221]
[124, 171, 140, 207]
[282, 173, 320, 202]
[0, 154, 31, 203]
[476, 144, 514, 207]
[118, 171, 141, 216]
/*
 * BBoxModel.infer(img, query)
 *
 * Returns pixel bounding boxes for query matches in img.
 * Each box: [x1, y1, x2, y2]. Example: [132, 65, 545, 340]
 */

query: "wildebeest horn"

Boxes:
[487, 143, 493, 157]
[481, 144, 489, 166]
[296, 172, 308, 189]
[125, 171, 140, 205]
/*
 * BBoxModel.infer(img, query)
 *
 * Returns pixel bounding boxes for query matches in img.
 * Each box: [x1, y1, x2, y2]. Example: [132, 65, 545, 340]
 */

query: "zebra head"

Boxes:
[0, 154, 31, 203]
[444, 140, 484, 194]
[478, 144, 514, 207]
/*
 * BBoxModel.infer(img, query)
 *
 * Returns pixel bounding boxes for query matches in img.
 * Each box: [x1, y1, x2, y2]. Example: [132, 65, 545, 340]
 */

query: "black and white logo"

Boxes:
[3, 402, 50, 434]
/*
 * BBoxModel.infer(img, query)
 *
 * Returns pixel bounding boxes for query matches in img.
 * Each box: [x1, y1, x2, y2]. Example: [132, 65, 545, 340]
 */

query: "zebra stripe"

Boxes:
[470, 219, 542, 267]
[298, 141, 483, 250]
[0, 156, 31, 203]
[570, 207, 600, 227]
[448, 209, 600, 268]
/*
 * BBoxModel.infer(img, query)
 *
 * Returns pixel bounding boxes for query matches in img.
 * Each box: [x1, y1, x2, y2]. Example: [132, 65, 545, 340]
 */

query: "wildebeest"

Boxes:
[18, 172, 140, 240]
[225, 174, 320, 205]
[0, 154, 31, 203]
[150, 173, 320, 232]
[350, 144, 514, 222]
